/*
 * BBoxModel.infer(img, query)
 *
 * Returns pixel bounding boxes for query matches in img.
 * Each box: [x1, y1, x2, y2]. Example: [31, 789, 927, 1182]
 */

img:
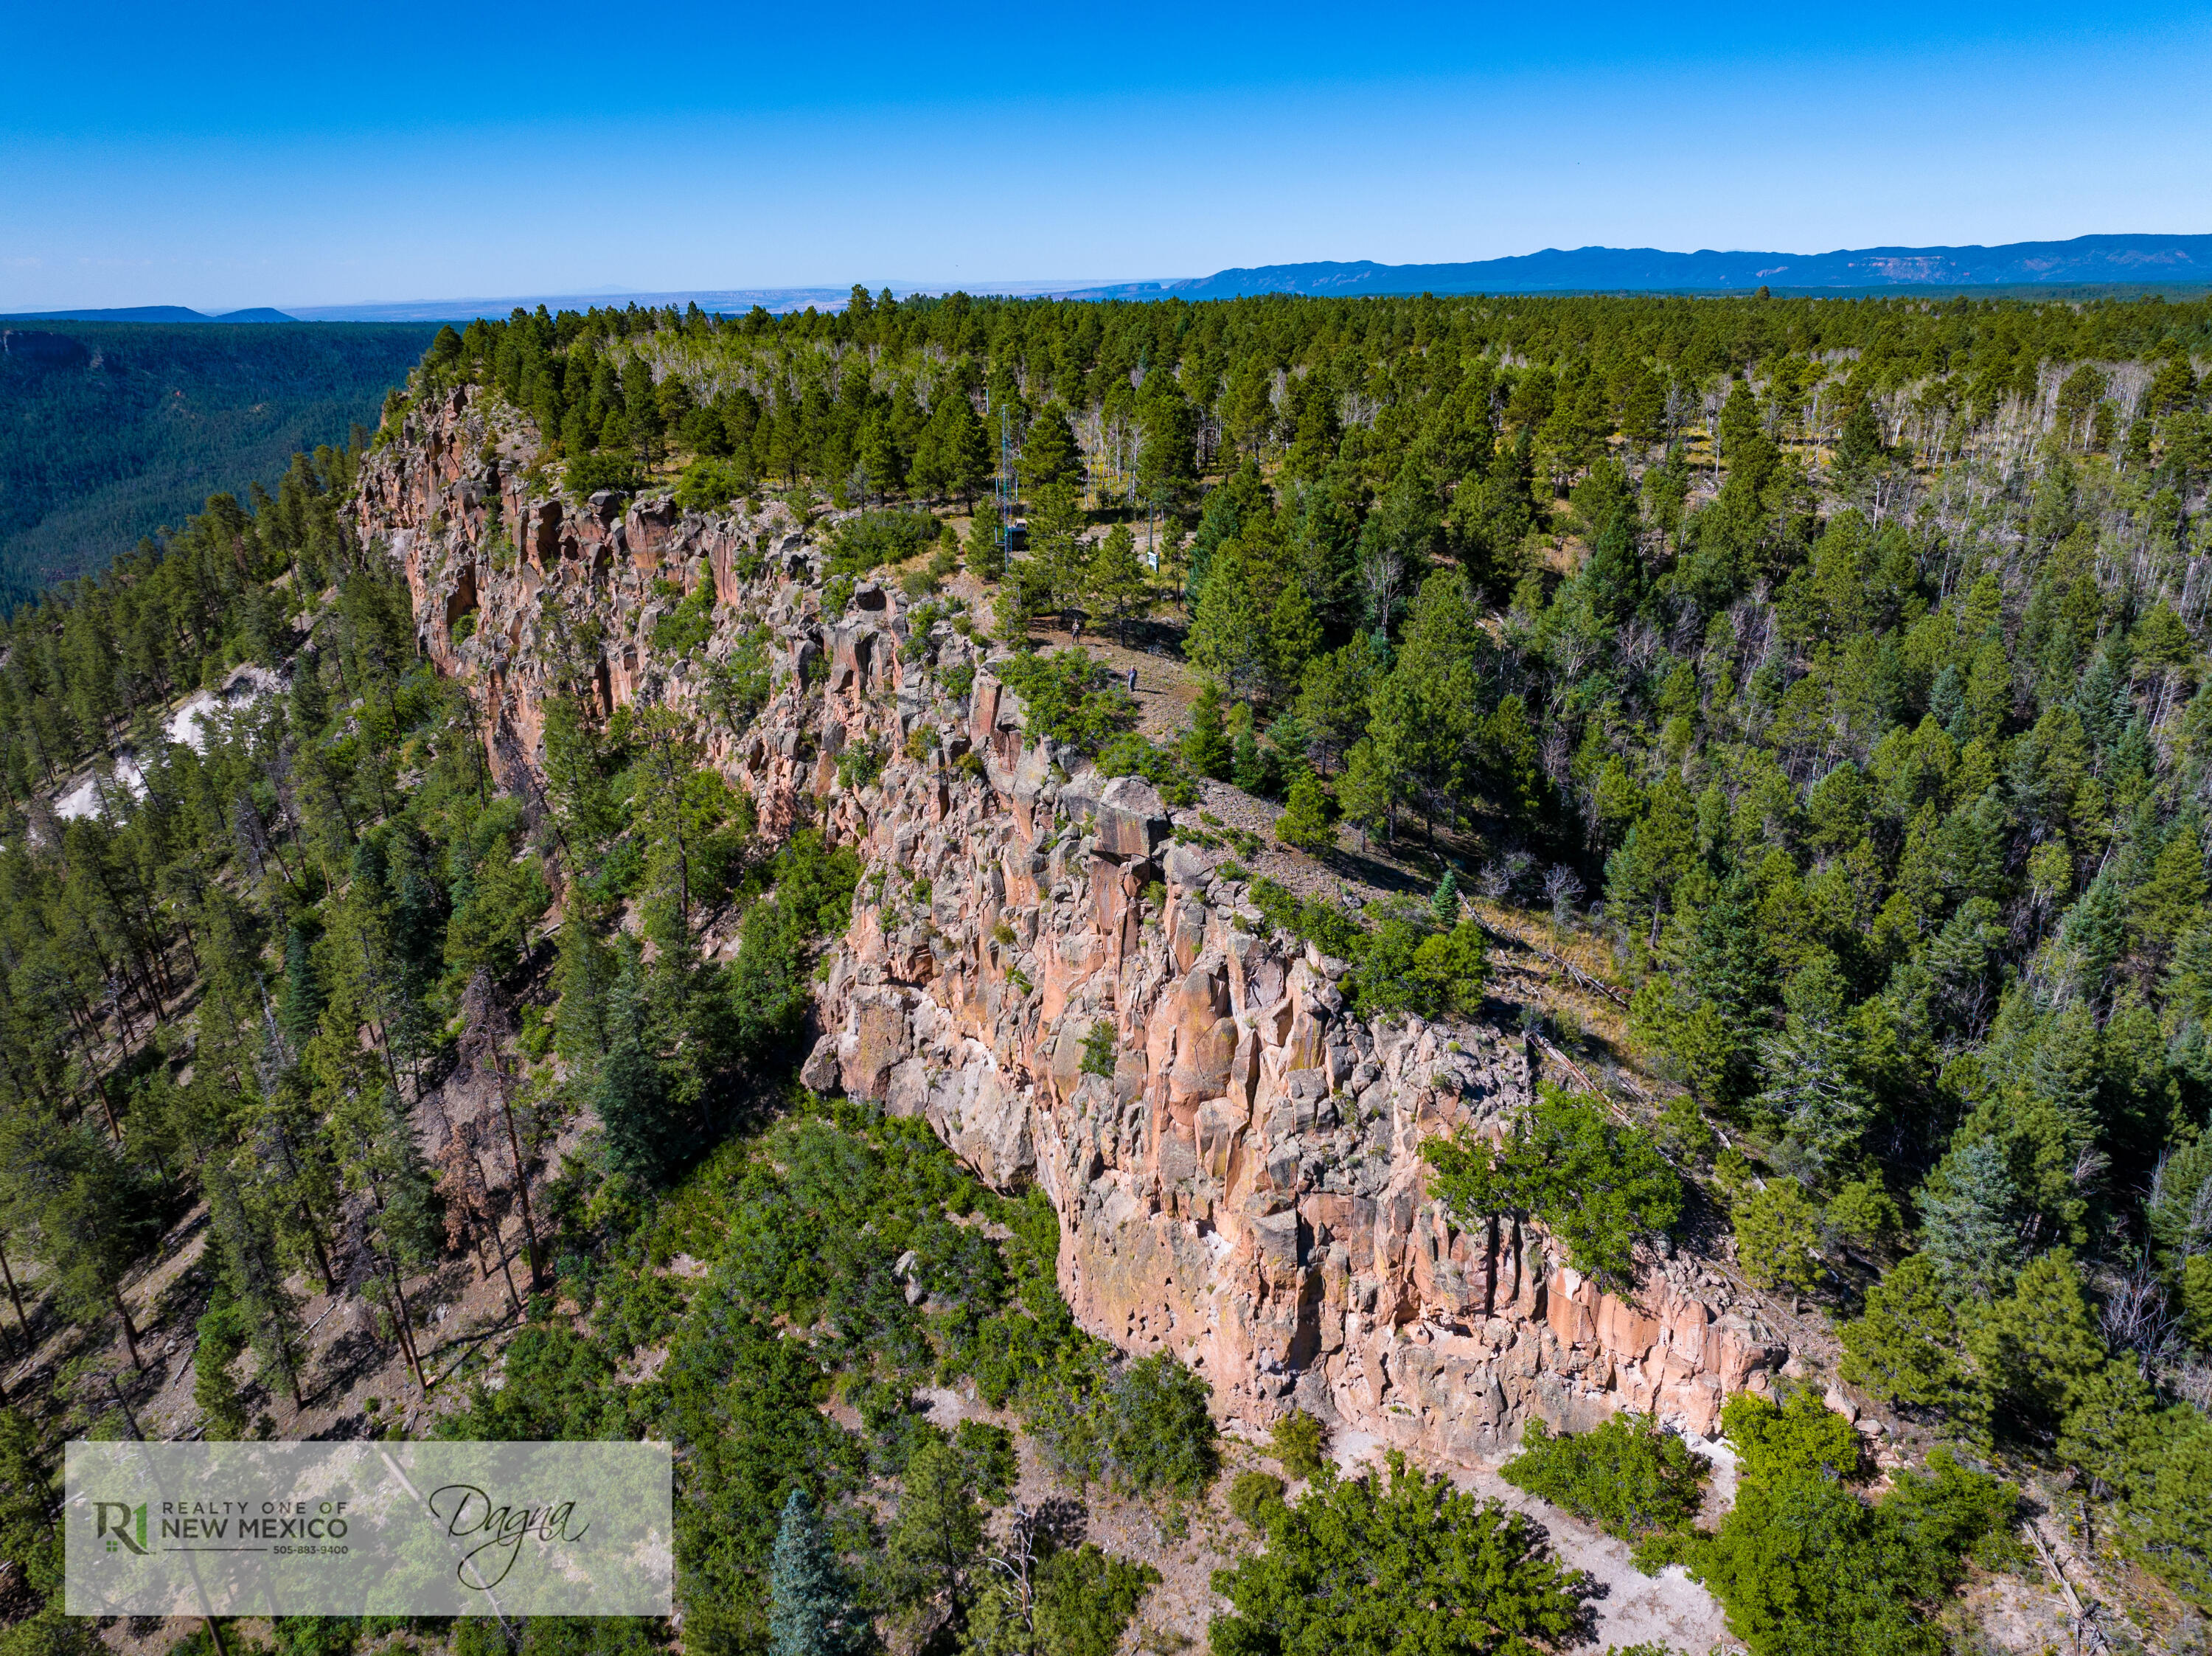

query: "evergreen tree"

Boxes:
[192, 1285, 251, 1440]
[1276, 774, 1335, 855]
[945, 395, 993, 507]
[0, 1110, 152, 1368]
[1430, 869, 1459, 925]
[1752, 1012, 1874, 1177]
[280, 916, 325, 1050]
[1135, 381, 1197, 518]
[0, 1405, 60, 1604]
[1734, 1180, 1823, 1295]
[597, 943, 678, 1185]
[1580, 504, 1646, 624]
[1834, 401, 1888, 487]
[1840, 1255, 1985, 1424]
[1336, 739, 1395, 850]
[1019, 403, 1082, 495]
[1917, 1138, 2024, 1296]
[554, 903, 617, 1064]
[768, 1489, 866, 1656]
[967, 497, 1006, 581]
[1181, 683, 1232, 781]
[204, 1161, 305, 1406]
[1231, 724, 1268, 796]
[1082, 523, 1149, 644]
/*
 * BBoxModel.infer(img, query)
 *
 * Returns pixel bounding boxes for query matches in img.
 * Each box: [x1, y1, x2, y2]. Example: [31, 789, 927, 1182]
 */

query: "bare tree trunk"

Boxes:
[111, 1287, 143, 1371]
[299, 1206, 338, 1297]
[0, 1241, 29, 1349]
[491, 1225, 523, 1318]
[497, 1073, 543, 1290]
[380, 1250, 428, 1396]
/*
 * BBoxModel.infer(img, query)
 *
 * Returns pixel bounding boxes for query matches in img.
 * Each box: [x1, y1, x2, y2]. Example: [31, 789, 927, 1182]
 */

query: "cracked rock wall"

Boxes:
[359, 386, 1783, 1459]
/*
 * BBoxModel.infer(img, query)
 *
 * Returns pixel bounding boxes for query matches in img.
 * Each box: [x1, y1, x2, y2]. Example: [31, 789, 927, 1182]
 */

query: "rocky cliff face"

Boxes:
[358, 386, 1784, 1459]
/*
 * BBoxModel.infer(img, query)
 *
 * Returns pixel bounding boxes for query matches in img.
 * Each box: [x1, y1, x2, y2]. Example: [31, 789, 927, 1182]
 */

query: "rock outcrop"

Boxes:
[358, 385, 1784, 1460]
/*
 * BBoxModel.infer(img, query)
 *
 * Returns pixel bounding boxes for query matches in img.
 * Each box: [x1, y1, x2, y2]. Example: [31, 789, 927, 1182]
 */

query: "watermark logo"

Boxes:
[93, 1501, 147, 1555]
[429, 1486, 589, 1590]
[66, 1441, 669, 1617]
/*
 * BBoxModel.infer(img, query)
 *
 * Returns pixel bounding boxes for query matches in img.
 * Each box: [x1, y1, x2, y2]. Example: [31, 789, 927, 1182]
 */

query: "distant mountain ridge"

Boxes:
[1068, 233, 2212, 300]
[0, 305, 297, 324]
[24, 234, 2210, 327]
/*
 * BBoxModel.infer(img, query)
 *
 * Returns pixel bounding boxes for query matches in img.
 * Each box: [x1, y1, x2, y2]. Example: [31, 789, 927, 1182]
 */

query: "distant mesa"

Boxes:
[1068, 232, 2212, 301]
[0, 305, 297, 324]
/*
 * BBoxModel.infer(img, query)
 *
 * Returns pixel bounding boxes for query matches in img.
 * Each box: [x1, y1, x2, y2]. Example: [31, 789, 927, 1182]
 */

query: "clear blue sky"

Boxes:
[5, 0, 2208, 313]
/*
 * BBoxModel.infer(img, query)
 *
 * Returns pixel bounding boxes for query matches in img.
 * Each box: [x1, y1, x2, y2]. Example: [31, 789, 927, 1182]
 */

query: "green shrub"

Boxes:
[1208, 1453, 1587, 1655]
[1734, 1180, 1823, 1294]
[705, 625, 773, 729]
[1080, 1020, 1116, 1079]
[434, 1325, 633, 1441]
[1883, 1448, 2027, 1573]
[1352, 911, 1489, 1020]
[1034, 1543, 1161, 1656]
[1228, 1469, 1287, 1528]
[1269, 1410, 1331, 1481]
[1242, 882, 1487, 1018]
[1096, 731, 1198, 807]
[1655, 1442, 2020, 1656]
[998, 648, 1136, 754]
[1248, 875, 1365, 960]
[1500, 1413, 1709, 1542]
[1105, 1351, 1219, 1495]
[651, 578, 717, 655]
[1722, 1391, 1867, 1486]
[674, 456, 749, 510]
[566, 452, 641, 496]
[2104, 1405, 2212, 1608]
[1026, 1349, 1219, 1497]
[826, 508, 938, 577]
[518, 1001, 554, 1062]
[834, 743, 884, 791]
[269, 1618, 357, 1656]
[1423, 1085, 1682, 1287]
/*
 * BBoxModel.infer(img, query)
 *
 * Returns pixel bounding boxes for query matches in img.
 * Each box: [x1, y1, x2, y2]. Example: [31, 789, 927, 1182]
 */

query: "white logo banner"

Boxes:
[65, 1441, 672, 1617]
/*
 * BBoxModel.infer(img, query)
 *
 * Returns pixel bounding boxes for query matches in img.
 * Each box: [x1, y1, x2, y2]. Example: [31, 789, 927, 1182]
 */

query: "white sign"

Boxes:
[66, 1441, 672, 1617]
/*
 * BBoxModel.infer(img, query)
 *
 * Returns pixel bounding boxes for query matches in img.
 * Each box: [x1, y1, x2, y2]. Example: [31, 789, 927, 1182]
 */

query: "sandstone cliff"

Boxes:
[357, 385, 1784, 1461]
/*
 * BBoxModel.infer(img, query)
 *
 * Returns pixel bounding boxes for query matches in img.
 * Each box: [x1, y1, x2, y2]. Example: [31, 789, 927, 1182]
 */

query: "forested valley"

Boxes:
[2, 282, 2212, 1656]
[0, 322, 437, 603]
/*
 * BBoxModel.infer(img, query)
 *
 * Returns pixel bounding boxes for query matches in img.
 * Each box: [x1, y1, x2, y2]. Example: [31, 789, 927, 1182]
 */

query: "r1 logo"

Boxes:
[94, 1502, 147, 1554]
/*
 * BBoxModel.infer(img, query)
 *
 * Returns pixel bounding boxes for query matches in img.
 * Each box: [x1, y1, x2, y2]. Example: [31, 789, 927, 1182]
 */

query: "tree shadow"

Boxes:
[1315, 843, 1428, 899]
[310, 1323, 389, 1401]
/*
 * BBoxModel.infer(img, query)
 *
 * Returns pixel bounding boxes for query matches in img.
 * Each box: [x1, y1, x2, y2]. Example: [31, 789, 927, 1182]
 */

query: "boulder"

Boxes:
[799, 1032, 842, 1093]
[1093, 775, 1170, 860]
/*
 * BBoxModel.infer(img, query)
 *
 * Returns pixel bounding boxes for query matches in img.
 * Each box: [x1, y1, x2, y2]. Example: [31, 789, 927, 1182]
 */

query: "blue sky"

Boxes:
[4, 0, 2208, 312]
